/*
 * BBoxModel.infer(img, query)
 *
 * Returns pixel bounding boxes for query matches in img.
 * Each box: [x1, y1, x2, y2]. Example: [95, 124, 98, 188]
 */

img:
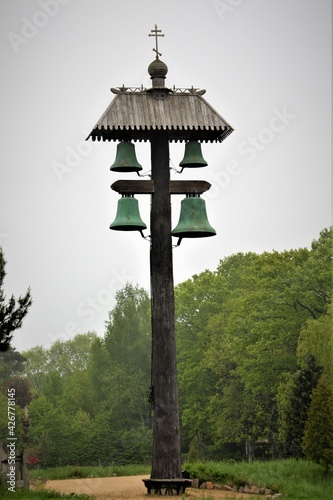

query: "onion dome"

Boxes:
[148, 58, 168, 79]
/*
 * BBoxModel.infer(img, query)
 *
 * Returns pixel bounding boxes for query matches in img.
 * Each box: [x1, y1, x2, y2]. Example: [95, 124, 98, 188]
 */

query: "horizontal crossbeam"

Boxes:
[111, 180, 211, 195]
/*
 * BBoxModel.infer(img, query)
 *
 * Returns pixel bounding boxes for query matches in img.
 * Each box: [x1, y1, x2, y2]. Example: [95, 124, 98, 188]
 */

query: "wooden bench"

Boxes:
[142, 478, 192, 495]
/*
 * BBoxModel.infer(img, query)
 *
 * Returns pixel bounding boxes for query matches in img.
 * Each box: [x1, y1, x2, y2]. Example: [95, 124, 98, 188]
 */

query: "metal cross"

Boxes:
[149, 24, 164, 59]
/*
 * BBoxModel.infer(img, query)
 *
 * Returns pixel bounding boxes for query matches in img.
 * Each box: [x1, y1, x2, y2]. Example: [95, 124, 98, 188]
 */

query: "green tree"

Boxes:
[105, 363, 151, 430]
[0, 347, 26, 386]
[65, 409, 92, 465]
[22, 332, 97, 391]
[175, 228, 332, 456]
[21, 345, 48, 391]
[0, 248, 32, 351]
[28, 395, 71, 466]
[104, 283, 151, 374]
[175, 269, 221, 452]
[99, 284, 152, 462]
[278, 354, 323, 457]
[297, 302, 333, 383]
[285, 227, 332, 320]
[40, 370, 64, 403]
[183, 249, 310, 449]
[89, 409, 115, 464]
[87, 337, 112, 406]
[47, 332, 97, 377]
[61, 370, 93, 416]
[24, 289, 153, 466]
[302, 375, 333, 475]
[24, 333, 98, 465]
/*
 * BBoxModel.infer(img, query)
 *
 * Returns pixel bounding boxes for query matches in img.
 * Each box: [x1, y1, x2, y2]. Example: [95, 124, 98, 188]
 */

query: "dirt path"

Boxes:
[43, 475, 261, 499]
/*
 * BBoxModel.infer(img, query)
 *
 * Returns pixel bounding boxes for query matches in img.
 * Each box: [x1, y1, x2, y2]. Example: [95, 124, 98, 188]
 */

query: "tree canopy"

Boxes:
[175, 227, 332, 458]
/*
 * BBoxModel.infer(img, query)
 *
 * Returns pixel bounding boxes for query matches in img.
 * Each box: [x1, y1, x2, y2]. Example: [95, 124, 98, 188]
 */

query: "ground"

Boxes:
[42, 475, 261, 499]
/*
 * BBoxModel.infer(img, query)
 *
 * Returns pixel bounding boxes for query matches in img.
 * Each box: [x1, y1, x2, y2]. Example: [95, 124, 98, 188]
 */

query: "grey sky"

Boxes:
[0, 0, 331, 352]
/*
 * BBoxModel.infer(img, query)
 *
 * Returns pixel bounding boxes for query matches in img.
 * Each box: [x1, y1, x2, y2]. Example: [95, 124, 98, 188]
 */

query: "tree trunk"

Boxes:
[150, 132, 182, 479]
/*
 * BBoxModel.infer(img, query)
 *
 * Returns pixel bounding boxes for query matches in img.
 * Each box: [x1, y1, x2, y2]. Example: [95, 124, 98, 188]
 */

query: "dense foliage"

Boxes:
[176, 227, 332, 463]
[0, 228, 332, 471]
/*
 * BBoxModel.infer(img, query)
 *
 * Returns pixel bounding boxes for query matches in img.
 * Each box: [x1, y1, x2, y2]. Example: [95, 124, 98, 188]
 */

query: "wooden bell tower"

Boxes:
[87, 25, 233, 494]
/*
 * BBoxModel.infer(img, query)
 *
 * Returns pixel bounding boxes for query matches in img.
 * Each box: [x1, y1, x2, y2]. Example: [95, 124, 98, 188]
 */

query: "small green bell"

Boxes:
[179, 141, 208, 171]
[110, 142, 143, 173]
[110, 195, 147, 235]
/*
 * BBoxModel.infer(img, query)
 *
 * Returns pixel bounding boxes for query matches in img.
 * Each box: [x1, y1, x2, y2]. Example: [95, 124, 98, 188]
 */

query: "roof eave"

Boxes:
[87, 126, 233, 143]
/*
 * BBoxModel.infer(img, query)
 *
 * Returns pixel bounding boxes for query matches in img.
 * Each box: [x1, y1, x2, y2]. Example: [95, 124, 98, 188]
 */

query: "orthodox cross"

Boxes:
[149, 24, 164, 59]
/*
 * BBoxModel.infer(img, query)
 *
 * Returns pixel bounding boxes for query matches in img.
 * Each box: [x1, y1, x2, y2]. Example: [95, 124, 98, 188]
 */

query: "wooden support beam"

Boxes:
[170, 180, 211, 194]
[111, 179, 211, 195]
[111, 179, 154, 194]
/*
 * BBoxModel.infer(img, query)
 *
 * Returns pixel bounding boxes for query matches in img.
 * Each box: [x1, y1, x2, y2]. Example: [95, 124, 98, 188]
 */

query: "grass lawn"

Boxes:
[1, 460, 332, 499]
[0, 489, 93, 500]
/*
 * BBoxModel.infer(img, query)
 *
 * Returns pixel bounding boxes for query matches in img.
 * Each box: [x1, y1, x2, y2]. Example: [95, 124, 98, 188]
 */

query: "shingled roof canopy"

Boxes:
[87, 87, 233, 143]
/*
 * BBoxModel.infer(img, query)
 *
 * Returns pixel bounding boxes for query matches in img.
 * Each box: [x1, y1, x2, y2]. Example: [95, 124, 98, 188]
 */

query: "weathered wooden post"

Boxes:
[150, 131, 182, 480]
[87, 25, 233, 494]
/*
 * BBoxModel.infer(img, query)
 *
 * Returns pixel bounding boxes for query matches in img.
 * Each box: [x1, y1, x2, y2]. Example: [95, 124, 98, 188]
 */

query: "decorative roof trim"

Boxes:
[110, 85, 206, 95]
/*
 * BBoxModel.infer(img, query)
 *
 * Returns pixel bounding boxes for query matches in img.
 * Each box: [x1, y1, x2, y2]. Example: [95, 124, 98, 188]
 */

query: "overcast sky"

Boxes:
[0, 0, 331, 352]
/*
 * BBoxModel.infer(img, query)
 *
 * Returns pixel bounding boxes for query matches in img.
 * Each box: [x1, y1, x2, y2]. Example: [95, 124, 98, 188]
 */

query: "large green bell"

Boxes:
[179, 141, 208, 171]
[171, 194, 216, 245]
[110, 195, 147, 235]
[110, 141, 143, 173]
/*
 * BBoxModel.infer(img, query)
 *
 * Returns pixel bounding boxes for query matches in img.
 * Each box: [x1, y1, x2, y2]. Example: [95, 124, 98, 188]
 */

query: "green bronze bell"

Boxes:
[179, 141, 208, 171]
[172, 194, 216, 245]
[110, 195, 147, 235]
[110, 142, 143, 173]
